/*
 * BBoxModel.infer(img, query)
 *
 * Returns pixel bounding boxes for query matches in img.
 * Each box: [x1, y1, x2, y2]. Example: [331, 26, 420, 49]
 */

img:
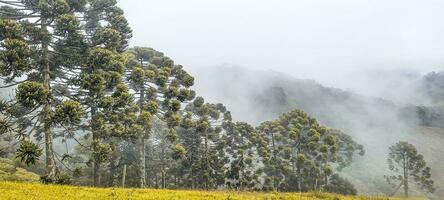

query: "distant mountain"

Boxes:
[189, 66, 403, 128]
[188, 65, 444, 197]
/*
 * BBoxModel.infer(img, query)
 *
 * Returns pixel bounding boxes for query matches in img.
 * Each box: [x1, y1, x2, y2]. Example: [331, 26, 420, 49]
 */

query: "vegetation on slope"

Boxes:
[0, 158, 39, 182]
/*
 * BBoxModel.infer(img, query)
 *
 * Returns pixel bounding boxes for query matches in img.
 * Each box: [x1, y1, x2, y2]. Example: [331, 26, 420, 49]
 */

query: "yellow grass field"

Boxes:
[0, 181, 423, 200]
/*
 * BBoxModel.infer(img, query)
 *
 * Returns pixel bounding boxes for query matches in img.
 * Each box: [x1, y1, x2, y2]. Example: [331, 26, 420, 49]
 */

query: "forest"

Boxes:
[0, 0, 440, 199]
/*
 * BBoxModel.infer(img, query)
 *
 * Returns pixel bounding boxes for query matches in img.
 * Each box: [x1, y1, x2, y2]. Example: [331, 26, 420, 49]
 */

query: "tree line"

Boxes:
[0, 0, 435, 197]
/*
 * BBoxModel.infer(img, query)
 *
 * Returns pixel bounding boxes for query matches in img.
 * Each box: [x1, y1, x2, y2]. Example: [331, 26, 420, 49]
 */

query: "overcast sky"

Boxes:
[117, 0, 444, 93]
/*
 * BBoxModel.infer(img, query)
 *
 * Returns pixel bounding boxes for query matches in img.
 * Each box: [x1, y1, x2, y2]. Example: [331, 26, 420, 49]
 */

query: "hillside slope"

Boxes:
[0, 158, 39, 182]
[189, 66, 444, 198]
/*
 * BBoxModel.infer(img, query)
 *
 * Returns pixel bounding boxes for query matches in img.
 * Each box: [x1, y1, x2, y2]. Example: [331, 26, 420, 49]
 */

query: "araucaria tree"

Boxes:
[178, 97, 231, 189]
[257, 109, 364, 192]
[0, 0, 132, 185]
[224, 121, 268, 190]
[0, 0, 92, 182]
[126, 47, 195, 188]
[385, 141, 435, 197]
[74, 0, 132, 186]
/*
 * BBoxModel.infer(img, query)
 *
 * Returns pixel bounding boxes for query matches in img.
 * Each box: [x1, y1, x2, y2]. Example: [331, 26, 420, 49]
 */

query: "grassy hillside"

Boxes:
[0, 182, 424, 200]
[0, 158, 39, 182]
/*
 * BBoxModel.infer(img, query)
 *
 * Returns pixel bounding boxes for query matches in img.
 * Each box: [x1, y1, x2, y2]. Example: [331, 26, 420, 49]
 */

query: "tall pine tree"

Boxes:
[126, 47, 195, 188]
[0, 0, 92, 182]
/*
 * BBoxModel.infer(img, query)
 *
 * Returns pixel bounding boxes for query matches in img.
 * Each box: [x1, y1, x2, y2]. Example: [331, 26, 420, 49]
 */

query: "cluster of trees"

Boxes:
[0, 0, 436, 197]
[0, 0, 132, 185]
[257, 110, 365, 192]
[0, 0, 365, 194]
[398, 105, 444, 128]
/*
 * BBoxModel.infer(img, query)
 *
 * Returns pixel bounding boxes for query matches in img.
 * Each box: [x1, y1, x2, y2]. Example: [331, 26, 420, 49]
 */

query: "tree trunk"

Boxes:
[297, 166, 302, 192]
[162, 170, 166, 189]
[324, 175, 328, 190]
[138, 86, 146, 188]
[41, 17, 57, 181]
[91, 104, 100, 186]
[314, 178, 318, 191]
[389, 181, 403, 197]
[92, 137, 100, 186]
[161, 144, 166, 189]
[403, 154, 409, 198]
[271, 132, 277, 191]
[147, 143, 152, 187]
[239, 136, 245, 191]
[323, 162, 328, 190]
[43, 116, 56, 180]
[404, 176, 409, 197]
[108, 145, 118, 187]
[122, 164, 127, 188]
[297, 147, 302, 192]
[191, 152, 195, 189]
[138, 137, 146, 188]
[204, 132, 209, 189]
[155, 175, 158, 188]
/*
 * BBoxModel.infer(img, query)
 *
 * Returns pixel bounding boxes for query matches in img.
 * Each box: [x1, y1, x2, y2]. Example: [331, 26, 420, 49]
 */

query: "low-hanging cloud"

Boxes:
[118, 0, 444, 97]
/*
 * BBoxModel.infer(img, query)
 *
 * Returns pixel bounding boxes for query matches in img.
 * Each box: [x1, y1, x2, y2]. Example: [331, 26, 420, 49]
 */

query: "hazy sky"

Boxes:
[117, 0, 444, 93]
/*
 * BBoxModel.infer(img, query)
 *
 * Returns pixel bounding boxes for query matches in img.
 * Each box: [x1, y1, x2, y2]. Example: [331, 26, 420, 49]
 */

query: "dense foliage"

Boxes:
[257, 110, 364, 192]
[0, 0, 131, 185]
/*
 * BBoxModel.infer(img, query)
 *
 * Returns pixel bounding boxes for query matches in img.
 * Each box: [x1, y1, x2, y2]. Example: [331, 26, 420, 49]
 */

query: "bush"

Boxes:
[324, 174, 357, 195]
[41, 173, 72, 185]
[55, 173, 72, 185]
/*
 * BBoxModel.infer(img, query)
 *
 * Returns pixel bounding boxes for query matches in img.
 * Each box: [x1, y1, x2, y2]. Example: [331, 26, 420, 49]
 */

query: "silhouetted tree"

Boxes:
[385, 141, 435, 197]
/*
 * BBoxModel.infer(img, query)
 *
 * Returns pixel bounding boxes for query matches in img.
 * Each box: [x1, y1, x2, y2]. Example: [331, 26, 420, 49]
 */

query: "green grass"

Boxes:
[0, 181, 425, 200]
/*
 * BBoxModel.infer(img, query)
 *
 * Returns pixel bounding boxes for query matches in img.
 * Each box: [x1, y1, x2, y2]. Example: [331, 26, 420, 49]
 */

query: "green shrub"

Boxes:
[324, 174, 358, 195]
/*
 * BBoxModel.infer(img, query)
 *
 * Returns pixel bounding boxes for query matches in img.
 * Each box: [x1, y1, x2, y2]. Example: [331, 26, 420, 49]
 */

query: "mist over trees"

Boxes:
[0, 1, 441, 199]
[0, 0, 365, 192]
[188, 66, 441, 197]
